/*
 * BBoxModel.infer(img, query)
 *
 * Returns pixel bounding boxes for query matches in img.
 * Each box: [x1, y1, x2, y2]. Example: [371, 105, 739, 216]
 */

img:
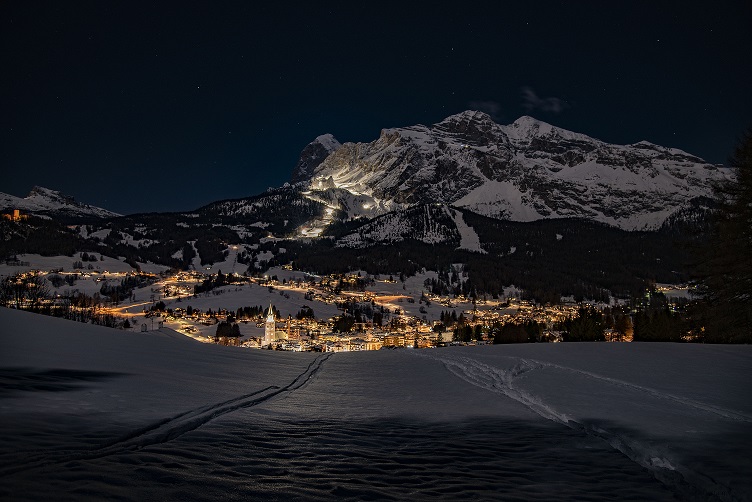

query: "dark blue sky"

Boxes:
[2, 1, 750, 214]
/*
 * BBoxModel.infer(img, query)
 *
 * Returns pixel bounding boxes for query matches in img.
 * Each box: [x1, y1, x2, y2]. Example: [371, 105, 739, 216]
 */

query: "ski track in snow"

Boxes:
[522, 357, 752, 424]
[413, 351, 742, 501]
[0, 353, 332, 478]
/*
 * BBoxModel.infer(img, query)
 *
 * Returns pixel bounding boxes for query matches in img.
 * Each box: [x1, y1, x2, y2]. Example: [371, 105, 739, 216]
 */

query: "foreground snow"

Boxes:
[1, 308, 750, 501]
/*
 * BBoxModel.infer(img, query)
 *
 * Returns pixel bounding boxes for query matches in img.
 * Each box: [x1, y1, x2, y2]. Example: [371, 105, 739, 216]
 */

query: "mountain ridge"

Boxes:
[297, 111, 729, 230]
[0, 186, 120, 220]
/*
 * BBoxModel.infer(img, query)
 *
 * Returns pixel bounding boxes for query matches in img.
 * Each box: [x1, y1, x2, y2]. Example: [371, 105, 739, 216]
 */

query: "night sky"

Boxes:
[2, 2, 750, 215]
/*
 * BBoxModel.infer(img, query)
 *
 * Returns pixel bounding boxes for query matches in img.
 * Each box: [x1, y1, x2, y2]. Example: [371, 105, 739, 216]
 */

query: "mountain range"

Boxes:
[0, 112, 729, 300]
[294, 111, 728, 231]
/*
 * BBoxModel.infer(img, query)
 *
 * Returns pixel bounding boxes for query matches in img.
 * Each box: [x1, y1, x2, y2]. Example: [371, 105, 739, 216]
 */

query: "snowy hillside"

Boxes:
[298, 111, 730, 230]
[0, 186, 120, 219]
[336, 204, 460, 248]
[1, 307, 750, 500]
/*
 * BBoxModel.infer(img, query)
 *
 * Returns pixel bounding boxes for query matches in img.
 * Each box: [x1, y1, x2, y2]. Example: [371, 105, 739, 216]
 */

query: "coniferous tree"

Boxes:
[493, 323, 528, 344]
[692, 130, 752, 342]
[473, 325, 483, 341]
[561, 307, 606, 342]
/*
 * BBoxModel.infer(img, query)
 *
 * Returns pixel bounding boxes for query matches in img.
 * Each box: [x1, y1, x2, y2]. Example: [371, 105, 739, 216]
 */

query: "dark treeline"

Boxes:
[235, 305, 275, 320]
[463, 214, 691, 301]
[215, 321, 241, 339]
[282, 214, 693, 304]
[0, 217, 83, 258]
[99, 274, 155, 305]
[559, 306, 606, 342]
[689, 130, 752, 343]
[492, 321, 545, 344]
[193, 270, 247, 295]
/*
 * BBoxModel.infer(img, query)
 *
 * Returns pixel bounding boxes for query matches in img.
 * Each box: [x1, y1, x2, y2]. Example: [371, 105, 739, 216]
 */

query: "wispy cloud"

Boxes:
[520, 87, 568, 114]
[467, 100, 502, 121]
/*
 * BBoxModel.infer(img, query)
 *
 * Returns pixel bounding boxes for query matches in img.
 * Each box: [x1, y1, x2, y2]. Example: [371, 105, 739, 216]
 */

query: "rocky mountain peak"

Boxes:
[504, 116, 592, 144]
[28, 186, 76, 205]
[431, 110, 501, 147]
[439, 110, 496, 125]
[313, 134, 341, 151]
[290, 134, 342, 184]
[510, 115, 546, 132]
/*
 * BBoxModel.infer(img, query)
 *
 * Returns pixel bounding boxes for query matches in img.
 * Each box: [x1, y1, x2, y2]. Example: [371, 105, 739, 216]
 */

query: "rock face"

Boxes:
[290, 134, 342, 184]
[0, 186, 120, 219]
[296, 111, 730, 230]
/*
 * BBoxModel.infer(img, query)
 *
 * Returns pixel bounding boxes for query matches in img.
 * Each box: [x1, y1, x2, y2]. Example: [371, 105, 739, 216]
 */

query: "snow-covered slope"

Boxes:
[0, 186, 120, 219]
[298, 111, 730, 230]
[1, 307, 750, 500]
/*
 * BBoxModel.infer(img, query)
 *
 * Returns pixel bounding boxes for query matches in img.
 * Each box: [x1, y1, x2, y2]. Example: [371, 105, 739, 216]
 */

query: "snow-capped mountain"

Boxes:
[297, 111, 730, 230]
[290, 134, 342, 184]
[0, 186, 120, 219]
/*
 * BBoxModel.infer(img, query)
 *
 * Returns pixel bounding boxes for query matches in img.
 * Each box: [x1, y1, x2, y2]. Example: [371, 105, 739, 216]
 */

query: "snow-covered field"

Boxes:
[1, 307, 750, 501]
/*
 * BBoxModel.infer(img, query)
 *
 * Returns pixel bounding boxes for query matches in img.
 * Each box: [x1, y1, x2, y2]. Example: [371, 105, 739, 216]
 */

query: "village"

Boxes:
[119, 269, 591, 352]
[2, 252, 628, 350]
[130, 265, 615, 348]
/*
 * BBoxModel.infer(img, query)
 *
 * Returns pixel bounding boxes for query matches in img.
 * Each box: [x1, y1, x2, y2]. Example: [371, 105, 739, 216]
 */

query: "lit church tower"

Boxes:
[264, 303, 275, 346]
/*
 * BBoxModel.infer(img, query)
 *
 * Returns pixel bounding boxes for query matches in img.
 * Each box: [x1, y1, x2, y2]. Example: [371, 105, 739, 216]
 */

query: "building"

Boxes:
[2, 209, 28, 222]
[264, 303, 275, 347]
[383, 334, 405, 347]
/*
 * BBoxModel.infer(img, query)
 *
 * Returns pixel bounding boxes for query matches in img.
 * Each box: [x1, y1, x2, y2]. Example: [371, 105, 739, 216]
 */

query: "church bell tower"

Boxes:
[264, 303, 275, 346]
